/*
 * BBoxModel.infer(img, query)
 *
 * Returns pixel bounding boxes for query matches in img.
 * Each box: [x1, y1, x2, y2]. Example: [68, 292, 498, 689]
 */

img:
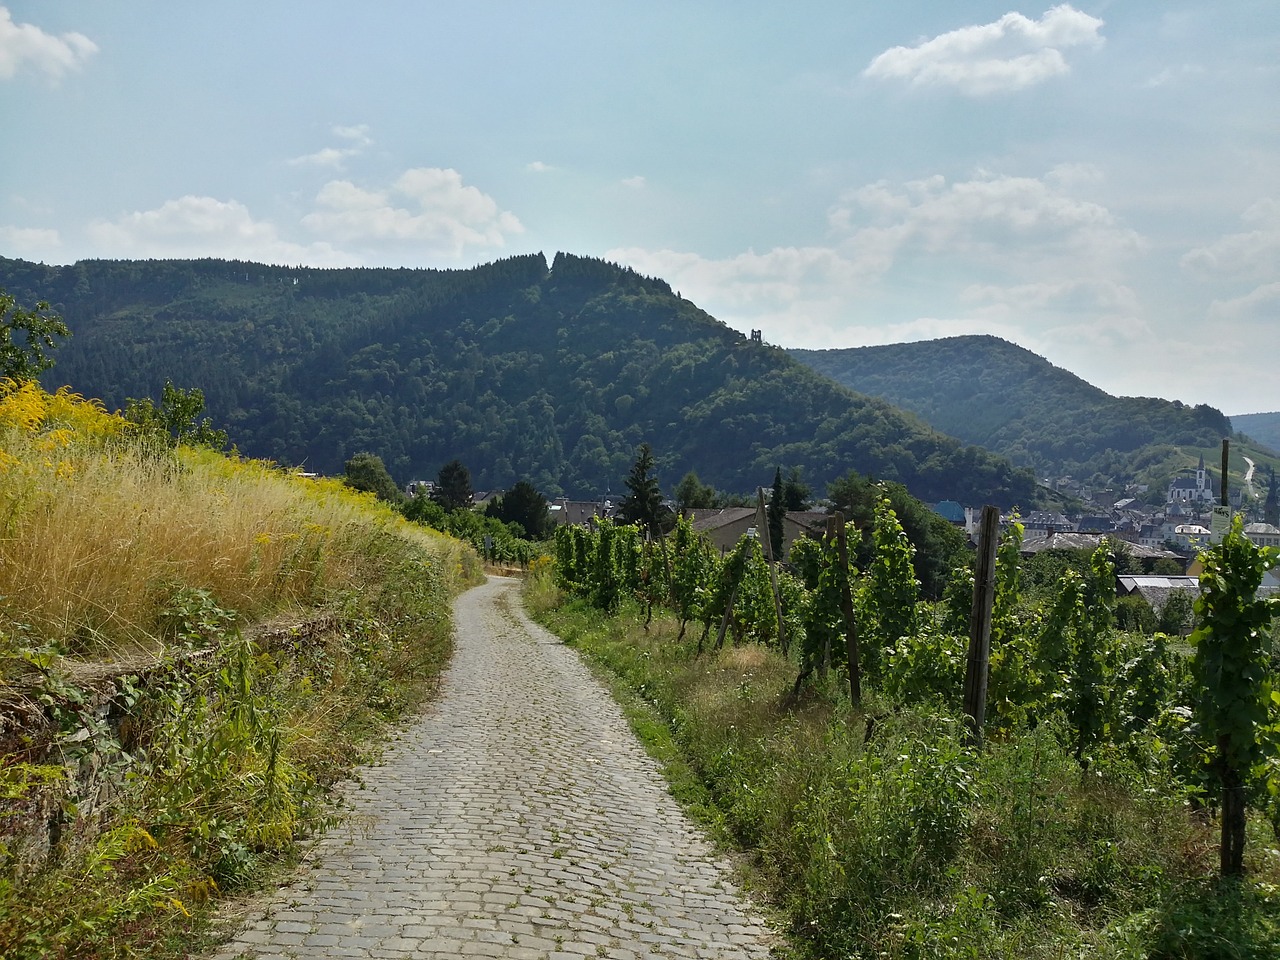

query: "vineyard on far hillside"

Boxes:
[538, 504, 1280, 958]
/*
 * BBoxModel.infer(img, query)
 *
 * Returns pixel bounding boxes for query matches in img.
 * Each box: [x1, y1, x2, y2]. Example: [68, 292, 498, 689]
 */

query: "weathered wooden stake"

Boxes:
[714, 580, 741, 651]
[1221, 438, 1230, 507]
[1216, 436, 1249, 876]
[962, 505, 1000, 747]
[659, 530, 675, 607]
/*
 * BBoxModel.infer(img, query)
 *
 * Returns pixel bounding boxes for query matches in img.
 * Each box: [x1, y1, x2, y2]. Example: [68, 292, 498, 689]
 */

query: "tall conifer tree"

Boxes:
[619, 442, 664, 538]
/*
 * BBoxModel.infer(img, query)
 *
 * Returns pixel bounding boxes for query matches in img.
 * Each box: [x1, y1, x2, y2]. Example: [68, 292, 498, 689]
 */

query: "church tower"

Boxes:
[1196, 454, 1213, 501]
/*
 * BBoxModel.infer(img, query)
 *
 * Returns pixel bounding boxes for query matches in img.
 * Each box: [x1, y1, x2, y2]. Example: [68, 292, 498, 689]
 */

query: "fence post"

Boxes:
[963, 505, 1000, 747]
[1221, 438, 1229, 508]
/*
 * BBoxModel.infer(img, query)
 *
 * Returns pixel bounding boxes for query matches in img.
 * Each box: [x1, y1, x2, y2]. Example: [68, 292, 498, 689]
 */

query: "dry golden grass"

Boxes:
[0, 380, 476, 657]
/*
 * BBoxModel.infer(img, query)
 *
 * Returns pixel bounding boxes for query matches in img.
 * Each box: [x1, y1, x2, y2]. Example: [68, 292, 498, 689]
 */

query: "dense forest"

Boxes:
[792, 336, 1277, 493]
[2, 254, 1039, 507]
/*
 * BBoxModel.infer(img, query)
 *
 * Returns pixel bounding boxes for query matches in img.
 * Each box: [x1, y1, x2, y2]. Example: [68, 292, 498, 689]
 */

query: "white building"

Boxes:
[1172, 523, 1212, 550]
[1244, 522, 1280, 549]
[1168, 456, 1218, 504]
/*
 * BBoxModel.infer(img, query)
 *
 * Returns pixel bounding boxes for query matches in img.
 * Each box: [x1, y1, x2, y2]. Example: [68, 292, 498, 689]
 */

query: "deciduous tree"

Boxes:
[1, 288, 70, 381]
[343, 452, 403, 503]
[674, 470, 717, 512]
[123, 380, 228, 450]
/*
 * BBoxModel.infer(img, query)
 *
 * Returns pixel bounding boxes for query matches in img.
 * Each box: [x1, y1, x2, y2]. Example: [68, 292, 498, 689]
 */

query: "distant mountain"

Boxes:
[2, 254, 1040, 507]
[1230, 412, 1280, 454]
[791, 336, 1279, 496]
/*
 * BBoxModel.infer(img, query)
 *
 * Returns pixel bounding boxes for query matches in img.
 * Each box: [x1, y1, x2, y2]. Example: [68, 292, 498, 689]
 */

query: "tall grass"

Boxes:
[0, 380, 482, 959]
[0, 380, 477, 658]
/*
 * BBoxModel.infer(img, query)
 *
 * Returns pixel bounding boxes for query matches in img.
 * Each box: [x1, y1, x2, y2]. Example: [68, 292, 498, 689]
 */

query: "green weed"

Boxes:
[527, 569, 1278, 959]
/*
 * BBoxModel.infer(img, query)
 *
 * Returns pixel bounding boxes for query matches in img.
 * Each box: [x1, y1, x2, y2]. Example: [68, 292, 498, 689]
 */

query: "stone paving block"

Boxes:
[207, 577, 777, 960]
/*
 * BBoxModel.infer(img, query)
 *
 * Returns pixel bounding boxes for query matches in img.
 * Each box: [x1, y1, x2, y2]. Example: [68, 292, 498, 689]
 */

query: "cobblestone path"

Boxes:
[213, 576, 777, 959]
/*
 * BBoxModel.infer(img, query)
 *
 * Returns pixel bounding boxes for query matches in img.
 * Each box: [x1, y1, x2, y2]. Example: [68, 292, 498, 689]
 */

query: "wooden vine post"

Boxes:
[962, 505, 1000, 747]
[1221, 437, 1229, 509]
[659, 530, 675, 608]
[1213, 435, 1249, 877]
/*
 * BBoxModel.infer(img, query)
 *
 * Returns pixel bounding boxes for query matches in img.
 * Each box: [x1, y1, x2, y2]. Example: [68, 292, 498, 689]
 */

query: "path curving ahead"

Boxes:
[212, 576, 777, 960]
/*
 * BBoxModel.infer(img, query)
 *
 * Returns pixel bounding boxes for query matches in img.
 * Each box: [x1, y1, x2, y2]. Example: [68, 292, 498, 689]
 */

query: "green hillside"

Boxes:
[1231, 412, 1280, 454]
[2, 254, 1039, 507]
[791, 336, 1278, 496]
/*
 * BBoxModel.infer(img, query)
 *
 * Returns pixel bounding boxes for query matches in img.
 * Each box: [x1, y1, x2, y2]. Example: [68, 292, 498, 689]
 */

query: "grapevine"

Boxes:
[1190, 514, 1280, 876]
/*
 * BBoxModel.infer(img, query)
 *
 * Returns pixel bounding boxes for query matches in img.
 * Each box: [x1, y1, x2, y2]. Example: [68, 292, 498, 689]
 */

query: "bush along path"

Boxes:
[212, 576, 777, 960]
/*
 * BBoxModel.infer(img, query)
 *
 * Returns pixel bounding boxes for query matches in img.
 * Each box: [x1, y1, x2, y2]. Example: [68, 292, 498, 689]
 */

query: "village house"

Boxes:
[1116, 574, 1201, 632]
[546, 498, 619, 528]
[1018, 528, 1183, 567]
[1244, 521, 1280, 549]
[1171, 523, 1212, 550]
[688, 507, 829, 556]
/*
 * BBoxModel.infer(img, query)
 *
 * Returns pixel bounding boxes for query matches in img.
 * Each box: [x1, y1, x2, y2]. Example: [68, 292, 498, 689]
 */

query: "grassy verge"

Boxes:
[524, 567, 1280, 959]
[0, 381, 483, 959]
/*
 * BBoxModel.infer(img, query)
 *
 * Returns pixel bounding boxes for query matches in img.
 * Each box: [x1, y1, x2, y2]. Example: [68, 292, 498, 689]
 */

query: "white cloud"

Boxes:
[863, 4, 1104, 95]
[1208, 282, 1280, 324]
[0, 223, 60, 253]
[1142, 63, 1205, 89]
[86, 196, 351, 265]
[288, 147, 353, 169]
[301, 168, 523, 257]
[607, 243, 887, 350]
[1045, 162, 1104, 189]
[288, 124, 374, 168]
[526, 161, 554, 173]
[0, 6, 97, 81]
[608, 168, 1145, 356]
[829, 171, 1143, 272]
[959, 278, 1140, 316]
[611, 244, 868, 313]
[1181, 199, 1280, 281]
[621, 176, 647, 189]
[332, 124, 372, 145]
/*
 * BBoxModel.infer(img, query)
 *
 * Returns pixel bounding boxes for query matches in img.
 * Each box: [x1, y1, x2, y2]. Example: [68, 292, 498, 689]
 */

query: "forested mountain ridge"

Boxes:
[1231, 412, 1280, 454]
[3, 253, 1039, 506]
[790, 336, 1260, 490]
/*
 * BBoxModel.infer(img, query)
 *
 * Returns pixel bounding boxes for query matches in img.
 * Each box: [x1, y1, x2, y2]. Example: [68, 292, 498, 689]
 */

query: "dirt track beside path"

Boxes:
[212, 575, 776, 960]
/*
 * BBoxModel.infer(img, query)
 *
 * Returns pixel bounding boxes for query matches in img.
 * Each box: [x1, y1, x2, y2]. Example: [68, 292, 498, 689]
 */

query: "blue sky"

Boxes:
[3, 2, 1277, 414]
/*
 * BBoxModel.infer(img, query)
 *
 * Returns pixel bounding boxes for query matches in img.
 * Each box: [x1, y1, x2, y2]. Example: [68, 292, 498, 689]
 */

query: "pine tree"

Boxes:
[488, 480, 550, 539]
[434, 459, 473, 511]
[783, 466, 812, 510]
[619, 442, 665, 537]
